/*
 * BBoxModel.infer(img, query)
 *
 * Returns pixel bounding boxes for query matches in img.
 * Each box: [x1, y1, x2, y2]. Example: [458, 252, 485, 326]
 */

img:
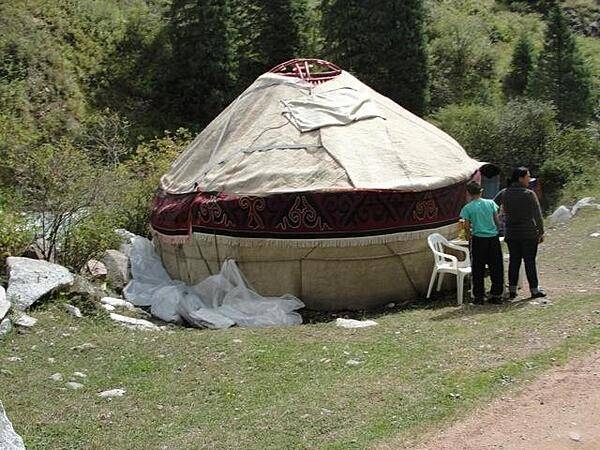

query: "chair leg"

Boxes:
[436, 272, 445, 291]
[456, 273, 464, 305]
[426, 269, 437, 299]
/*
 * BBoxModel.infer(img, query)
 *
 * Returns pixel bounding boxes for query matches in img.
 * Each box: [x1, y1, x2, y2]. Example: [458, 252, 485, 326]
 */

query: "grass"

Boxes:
[1, 209, 599, 449]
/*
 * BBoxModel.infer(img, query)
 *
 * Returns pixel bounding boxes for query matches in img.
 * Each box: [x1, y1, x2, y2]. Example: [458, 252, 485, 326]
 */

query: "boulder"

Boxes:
[0, 401, 25, 450]
[572, 197, 600, 215]
[115, 229, 136, 257]
[548, 205, 573, 224]
[6, 257, 74, 310]
[0, 286, 9, 320]
[67, 275, 105, 302]
[102, 250, 130, 290]
[82, 259, 108, 279]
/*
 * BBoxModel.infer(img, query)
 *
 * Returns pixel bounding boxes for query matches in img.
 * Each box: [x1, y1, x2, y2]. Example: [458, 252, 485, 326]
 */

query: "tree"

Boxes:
[322, 0, 429, 116]
[163, 0, 235, 126]
[233, 0, 307, 91]
[503, 33, 534, 99]
[528, 3, 593, 126]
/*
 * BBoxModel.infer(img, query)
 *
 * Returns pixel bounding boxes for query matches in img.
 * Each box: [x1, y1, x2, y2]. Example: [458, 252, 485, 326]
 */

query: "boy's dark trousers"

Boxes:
[470, 235, 504, 299]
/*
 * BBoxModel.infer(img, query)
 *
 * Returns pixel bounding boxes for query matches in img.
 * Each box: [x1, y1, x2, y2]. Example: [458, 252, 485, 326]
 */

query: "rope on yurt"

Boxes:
[213, 231, 222, 269]
[194, 238, 213, 276]
[299, 245, 319, 300]
[385, 244, 423, 297]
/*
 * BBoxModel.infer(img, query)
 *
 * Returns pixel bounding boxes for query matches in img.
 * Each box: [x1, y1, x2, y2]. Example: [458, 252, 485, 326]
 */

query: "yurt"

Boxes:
[150, 59, 482, 310]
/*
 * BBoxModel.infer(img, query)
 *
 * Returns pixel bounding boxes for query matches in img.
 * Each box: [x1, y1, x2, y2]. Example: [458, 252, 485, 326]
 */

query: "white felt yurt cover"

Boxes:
[160, 71, 481, 197]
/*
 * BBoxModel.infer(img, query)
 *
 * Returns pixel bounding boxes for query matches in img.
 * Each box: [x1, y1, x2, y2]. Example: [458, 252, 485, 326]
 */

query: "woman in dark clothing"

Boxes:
[502, 167, 546, 299]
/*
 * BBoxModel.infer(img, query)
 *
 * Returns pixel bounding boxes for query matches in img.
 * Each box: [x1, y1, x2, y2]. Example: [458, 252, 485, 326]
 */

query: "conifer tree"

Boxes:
[164, 0, 235, 126]
[528, 3, 593, 125]
[503, 33, 534, 99]
[233, 0, 306, 91]
[322, 0, 429, 116]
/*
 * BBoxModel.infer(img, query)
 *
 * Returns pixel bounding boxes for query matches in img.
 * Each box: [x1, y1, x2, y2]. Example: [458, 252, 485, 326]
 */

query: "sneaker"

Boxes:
[531, 290, 547, 299]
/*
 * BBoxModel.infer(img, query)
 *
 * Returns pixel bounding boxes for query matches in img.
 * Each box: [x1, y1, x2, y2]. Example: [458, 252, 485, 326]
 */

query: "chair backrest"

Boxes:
[427, 233, 450, 266]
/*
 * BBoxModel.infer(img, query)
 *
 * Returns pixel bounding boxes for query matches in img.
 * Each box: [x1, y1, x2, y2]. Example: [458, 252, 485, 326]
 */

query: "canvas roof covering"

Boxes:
[160, 71, 481, 197]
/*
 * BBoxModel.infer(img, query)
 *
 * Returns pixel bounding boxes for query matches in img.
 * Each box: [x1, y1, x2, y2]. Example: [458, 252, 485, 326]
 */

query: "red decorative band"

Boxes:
[150, 182, 467, 239]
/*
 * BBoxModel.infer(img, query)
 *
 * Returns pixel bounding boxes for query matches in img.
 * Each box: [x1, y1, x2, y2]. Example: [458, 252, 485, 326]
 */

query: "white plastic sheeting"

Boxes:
[123, 236, 304, 329]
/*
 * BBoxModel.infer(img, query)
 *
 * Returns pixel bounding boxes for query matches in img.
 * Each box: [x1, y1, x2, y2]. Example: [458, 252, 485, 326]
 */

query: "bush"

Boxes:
[58, 211, 121, 272]
[432, 98, 557, 175]
[540, 127, 600, 207]
[0, 191, 33, 259]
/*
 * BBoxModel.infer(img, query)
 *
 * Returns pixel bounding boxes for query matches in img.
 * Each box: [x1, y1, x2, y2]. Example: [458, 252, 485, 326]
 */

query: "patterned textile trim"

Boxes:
[150, 181, 468, 240]
[152, 222, 458, 249]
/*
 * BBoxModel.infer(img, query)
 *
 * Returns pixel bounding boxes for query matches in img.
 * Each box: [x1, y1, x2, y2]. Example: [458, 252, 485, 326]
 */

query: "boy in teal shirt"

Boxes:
[460, 181, 504, 304]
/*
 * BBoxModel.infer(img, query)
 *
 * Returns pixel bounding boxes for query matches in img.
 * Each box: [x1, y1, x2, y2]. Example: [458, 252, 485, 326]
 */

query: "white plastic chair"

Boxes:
[426, 233, 472, 305]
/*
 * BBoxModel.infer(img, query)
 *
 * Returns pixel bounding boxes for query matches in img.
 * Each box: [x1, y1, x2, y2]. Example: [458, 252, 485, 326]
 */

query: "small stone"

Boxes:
[64, 304, 83, 318]
[66, 382, 84, 390]
[71, 342, 96, 351]
[346, 359, 361, 366]
[0, 318, 12, 338]
[13, 312, 37, 327]
[7, 357, 22, 362]
[568, 432, 581, 442]
[98, 388, 126, 399]
[101, 304, 116, 312]
[72, 372, 87, 378]
[232, 339, 242, 343]
[49, 373, 63, 381]
[48, 357, 55, 363]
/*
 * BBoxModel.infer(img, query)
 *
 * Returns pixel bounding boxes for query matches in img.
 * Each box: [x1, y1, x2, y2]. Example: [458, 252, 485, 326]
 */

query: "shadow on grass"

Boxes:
[300, 291, 466, 324]
[429, 296, 536, 321]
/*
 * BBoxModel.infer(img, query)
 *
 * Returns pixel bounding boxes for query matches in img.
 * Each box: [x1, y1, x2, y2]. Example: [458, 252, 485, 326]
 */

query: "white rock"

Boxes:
[548, 206, 572, 224]
[6, 357, 22, 362]
[6, 257, 74, 310]
[0, 401, 25, 450]
[72, 372, 87, 378]
[590, 232, 600, 238]
[64, 304, 83, 318]
[568, 431, 582, 442]
[71, 342, 96, 351]
[572, 197, 600, 215]
[101, 297, 134, 309]
[49, 373, 63, 381]
[115, 229, 136, 257]
[0, 319, 12, 338]
[66, 382, 84, 390]
[102, 250, 130, 289]
[109, 313, 160, 331]
[13, 312, 37, 328]
[98, 388, 126, 399]
[0, 286, 9, 320]
[346, 359, 361, 366]
[336, 318, 378, 329]
[101, 304, 116, 311]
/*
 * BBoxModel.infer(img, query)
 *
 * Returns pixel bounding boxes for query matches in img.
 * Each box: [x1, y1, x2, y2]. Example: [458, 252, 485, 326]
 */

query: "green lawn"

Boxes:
[1, 209, 599, 449]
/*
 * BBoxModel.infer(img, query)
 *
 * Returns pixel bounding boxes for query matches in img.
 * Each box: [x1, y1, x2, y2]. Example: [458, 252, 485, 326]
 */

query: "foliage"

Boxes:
[162, 0, 236, 127]
[528, 2, 594, 125]
[233, 0, 308, 91]
[114, 129, 191, 237]
[8, 141, 116, 261]
[432, 98, 557, 175]
[58, 211, 121, 272]
[322, 0, 429, 115]
[0, 191, 33, 260]
[427, 4, 496, 109]
[503, 33, 535, 98]
[539, 127, 600, 206]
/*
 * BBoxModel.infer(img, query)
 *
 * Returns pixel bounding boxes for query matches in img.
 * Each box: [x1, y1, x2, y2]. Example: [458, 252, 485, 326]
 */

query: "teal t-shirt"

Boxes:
[460, 198, 499, 237]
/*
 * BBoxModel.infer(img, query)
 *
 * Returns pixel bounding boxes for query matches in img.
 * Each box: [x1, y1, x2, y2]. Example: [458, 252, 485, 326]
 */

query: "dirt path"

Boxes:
[412, 350, 600, 449]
